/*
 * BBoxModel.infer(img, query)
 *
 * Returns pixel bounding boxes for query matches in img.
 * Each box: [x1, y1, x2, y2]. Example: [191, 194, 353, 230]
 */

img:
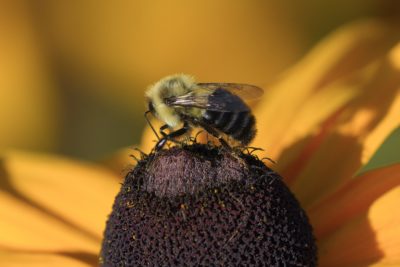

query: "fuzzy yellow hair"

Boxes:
[146, 74, 195, 128]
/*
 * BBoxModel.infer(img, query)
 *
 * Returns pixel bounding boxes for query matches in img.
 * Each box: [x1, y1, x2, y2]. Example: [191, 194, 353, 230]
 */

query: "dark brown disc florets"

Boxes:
[101, 144, 317, 266]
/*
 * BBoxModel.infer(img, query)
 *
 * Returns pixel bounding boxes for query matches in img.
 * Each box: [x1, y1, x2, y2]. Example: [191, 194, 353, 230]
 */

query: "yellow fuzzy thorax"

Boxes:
[146, 74, 196, 128]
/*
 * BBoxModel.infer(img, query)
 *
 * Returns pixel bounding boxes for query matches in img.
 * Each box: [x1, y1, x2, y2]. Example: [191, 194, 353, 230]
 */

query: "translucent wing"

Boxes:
[197, 83, 264, 101]
[165, 83, 263, 112]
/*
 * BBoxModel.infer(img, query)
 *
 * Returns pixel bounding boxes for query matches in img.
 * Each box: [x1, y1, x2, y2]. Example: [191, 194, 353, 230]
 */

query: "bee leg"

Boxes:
[159, 124, 169, 137]
[219, 138, 231, 150]
[155, 122, 190, 151]
[194, 120, 231, 150]
[155, 138, 168, 151]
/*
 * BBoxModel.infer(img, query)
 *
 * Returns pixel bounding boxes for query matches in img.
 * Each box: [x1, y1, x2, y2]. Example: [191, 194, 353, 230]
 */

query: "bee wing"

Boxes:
[165, 86, 252, 112]
[197, 83, 264, 101]
[165, 94, 209, 109]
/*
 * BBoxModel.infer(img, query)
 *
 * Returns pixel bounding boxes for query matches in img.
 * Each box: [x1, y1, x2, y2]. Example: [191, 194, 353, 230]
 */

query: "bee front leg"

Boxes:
[155, 122, 190, 151]
[155, 124, 170, 151]
[159, 124, 169, 137]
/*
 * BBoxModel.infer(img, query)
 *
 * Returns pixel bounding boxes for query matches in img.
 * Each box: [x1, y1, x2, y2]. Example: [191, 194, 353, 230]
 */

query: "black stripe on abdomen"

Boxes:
[202, 110, 255, 144]
[232, 114, 255, 143]
[222, 112, 247, 134]
[214, 112, 233, 129]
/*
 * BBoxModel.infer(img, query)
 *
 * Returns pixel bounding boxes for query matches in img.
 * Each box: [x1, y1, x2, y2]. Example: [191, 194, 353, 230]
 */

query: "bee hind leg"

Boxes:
[193, 120, 231, 150]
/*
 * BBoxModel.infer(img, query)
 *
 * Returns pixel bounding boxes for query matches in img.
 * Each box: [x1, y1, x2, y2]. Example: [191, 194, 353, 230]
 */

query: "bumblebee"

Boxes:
[145, 74, 263, 150]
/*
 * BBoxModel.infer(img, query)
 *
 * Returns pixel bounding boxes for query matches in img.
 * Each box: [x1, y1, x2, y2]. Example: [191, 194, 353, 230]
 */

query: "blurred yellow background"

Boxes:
[0, 0, 398, 160]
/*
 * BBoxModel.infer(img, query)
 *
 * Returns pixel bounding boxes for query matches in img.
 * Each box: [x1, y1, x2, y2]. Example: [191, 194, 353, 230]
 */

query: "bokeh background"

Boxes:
[1, 0, 399, 160]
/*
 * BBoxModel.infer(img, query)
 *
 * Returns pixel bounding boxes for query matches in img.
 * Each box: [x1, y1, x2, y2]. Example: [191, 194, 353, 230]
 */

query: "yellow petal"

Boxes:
[0, 249, 96, 267]
[0, 151, 120, 252]
[290, 83, 400, 207]
[306, 127, 400, 264]
[370, 263, 400, 267]
[368, 185, 400, 264]
[253, 19, 399, 161]
[253, 22, 400, 210]
[0, 191, 97, 252]
[317, 186, 400, 267]
[360, 42, 400, 167]
[308, 164, 400, 240]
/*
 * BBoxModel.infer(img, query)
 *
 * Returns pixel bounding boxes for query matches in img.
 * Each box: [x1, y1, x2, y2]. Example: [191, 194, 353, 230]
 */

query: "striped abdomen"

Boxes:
[202, 110, 256, 145]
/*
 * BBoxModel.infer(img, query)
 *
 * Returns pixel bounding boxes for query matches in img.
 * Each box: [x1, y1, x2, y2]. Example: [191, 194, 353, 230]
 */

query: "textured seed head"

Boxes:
[101, 144, 317, 266]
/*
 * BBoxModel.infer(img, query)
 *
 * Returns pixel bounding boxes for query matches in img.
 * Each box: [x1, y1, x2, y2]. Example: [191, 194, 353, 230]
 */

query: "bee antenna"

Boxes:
[144, 110, 160, 140]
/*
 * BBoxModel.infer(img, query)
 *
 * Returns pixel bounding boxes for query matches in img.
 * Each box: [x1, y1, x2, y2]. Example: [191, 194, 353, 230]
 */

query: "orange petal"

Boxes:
[308, 164, 400, 239]
[359, 42, 400, 169]
[317, 186, 400, 267]
[289, 82, 400, 207]
[306, 127, 400, 264]
[253, 19, 399, 161]
[0, 249, 96, 267]
[0, 151, 120, 252]
[268, 31, 400, 204]
[370, 262, 400, 267]
[0, 191, 97, 252]
[368, 186, 400, 265]
[254, 22, 400, 210]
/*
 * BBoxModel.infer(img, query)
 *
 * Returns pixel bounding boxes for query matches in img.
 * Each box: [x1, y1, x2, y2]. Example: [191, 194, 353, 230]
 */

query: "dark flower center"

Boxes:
[101, 144, 317, 266]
